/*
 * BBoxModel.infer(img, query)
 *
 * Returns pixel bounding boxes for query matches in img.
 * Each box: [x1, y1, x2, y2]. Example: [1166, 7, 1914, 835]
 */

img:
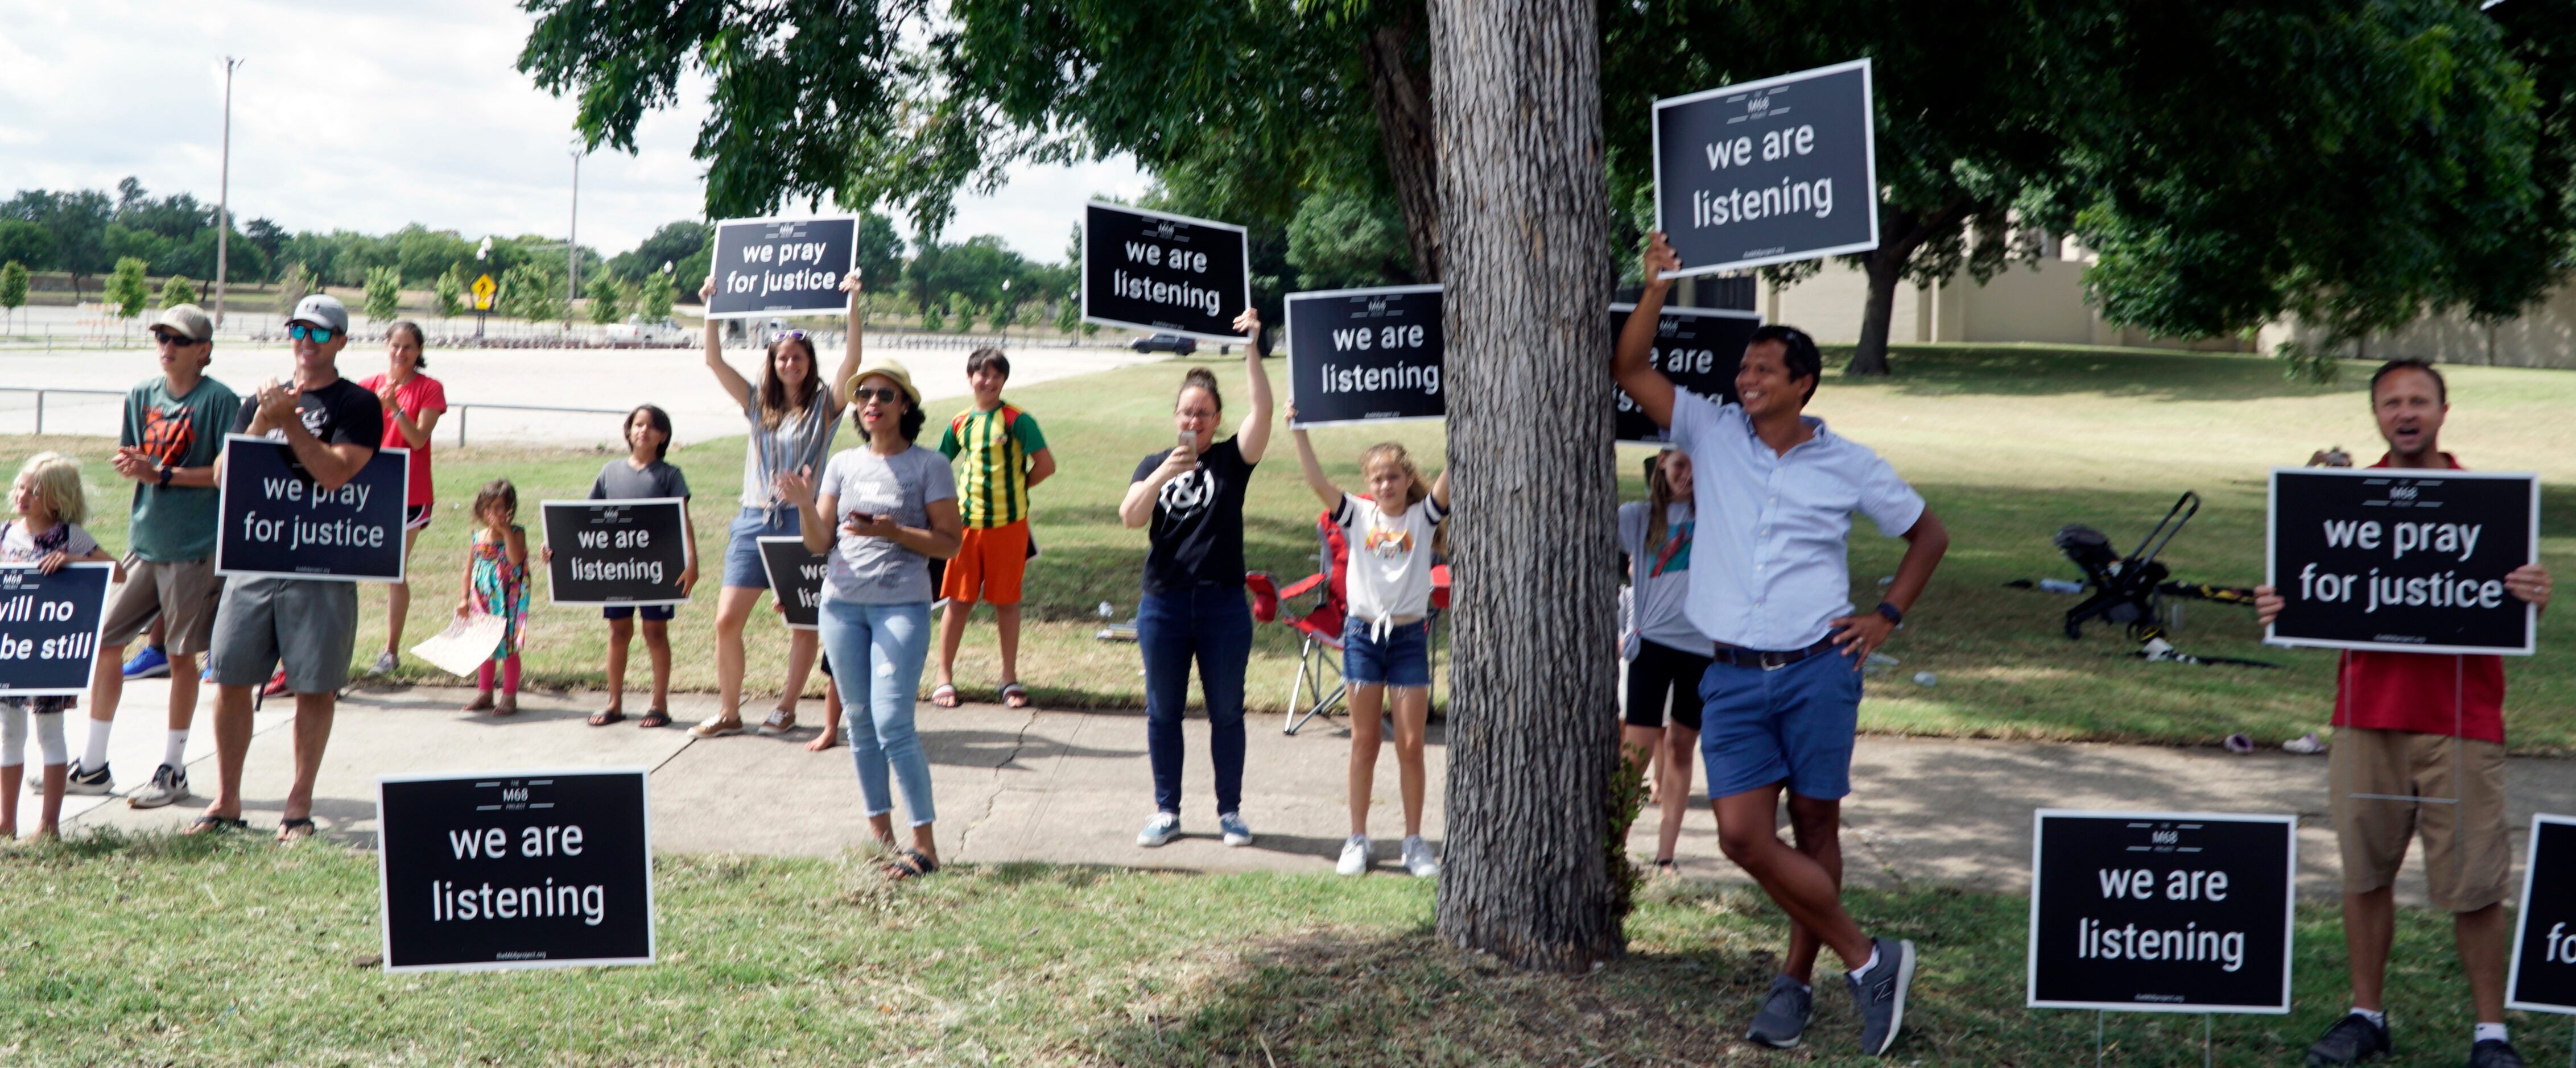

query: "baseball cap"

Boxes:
[286, 293, 350, 334]
[151, 303, 214, 343]
[848, 360, 920, 408]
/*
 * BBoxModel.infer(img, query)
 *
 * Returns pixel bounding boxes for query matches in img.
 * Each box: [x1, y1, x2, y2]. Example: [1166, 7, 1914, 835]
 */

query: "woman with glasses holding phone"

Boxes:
[1117, 307, 1273, 851]
[691, 271, 868, 739]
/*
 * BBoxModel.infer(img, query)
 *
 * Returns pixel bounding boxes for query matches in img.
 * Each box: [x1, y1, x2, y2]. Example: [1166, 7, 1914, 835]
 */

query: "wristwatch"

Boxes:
[158, 465, 174, 487]
[1874, 601, 1904, 626]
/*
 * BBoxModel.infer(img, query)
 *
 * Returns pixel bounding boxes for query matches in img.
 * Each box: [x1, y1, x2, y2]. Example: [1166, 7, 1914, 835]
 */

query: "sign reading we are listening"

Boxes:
[2267, 467, 2538, 655]
[757, 537, 825, 632]
[377, 769, 655, 972]
[1081, 201, 1251, 342]
[2026, 810, 2296, 1015]
[1609, 303, 1762, 444]
[1286, 284, 1444, 427]
[704, 216, 857, 321]
[1654, 58, 1879, 278]
[540, 500, 691, 607]
[2509, 816, 2576, 1015]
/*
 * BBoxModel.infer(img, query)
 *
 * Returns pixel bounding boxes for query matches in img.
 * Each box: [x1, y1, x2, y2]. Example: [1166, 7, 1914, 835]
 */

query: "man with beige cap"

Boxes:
[69, 304, 238, 809]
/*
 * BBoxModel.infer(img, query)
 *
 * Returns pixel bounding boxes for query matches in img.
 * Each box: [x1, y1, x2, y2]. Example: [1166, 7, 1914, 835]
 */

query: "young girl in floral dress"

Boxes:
[455, 479, 530, 716]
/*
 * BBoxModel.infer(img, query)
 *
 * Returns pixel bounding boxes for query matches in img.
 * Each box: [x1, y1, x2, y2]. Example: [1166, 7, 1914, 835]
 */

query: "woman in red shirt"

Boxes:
[359, 320, 447, 676]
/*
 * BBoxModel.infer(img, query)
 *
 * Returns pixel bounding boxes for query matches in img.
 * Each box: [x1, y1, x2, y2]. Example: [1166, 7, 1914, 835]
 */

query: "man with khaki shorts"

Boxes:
[2257, 359, 2552, 1068]
[71, 304, 238, 808]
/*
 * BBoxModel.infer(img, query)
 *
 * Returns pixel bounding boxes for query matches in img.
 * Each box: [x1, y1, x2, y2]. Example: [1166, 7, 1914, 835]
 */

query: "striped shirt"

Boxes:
[937, 402, 1048, 528]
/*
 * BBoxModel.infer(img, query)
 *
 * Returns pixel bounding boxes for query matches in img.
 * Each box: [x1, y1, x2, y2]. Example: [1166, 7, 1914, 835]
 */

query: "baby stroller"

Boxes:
[2017, 491, 2270, 666]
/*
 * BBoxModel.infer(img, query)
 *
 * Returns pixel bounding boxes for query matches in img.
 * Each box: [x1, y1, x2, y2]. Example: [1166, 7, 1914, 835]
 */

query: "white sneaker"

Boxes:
[128, 764, 188, 809]
[1400, 835, 1440, 878]
[1336, 834, 1372, 876]
[366, 650, 399, 676]
[1137, 811, 1181, 847]
[1219, 812, 1253, 847]
[754, 708, 797, 736]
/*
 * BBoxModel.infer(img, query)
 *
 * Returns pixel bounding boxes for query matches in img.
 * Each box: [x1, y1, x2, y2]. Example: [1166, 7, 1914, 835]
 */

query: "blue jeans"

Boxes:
[819, 599, 936, 826]
[1137, 585, 1252, 816]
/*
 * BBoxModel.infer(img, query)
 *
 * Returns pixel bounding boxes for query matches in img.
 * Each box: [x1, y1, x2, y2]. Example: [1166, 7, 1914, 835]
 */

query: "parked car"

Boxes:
[1129, 333, 1197, 355]
[605, 315, 686, 343]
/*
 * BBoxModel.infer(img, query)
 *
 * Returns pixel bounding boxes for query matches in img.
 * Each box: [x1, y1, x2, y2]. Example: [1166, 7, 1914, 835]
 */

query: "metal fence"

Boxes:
[1, 386, 625, 446]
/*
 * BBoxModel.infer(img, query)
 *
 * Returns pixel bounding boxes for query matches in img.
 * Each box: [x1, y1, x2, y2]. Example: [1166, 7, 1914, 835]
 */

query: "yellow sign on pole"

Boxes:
[470, 274, 497, 312]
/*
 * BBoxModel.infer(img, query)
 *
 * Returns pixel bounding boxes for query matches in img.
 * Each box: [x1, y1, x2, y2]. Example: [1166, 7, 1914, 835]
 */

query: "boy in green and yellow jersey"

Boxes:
[932, 348, 1056, 709]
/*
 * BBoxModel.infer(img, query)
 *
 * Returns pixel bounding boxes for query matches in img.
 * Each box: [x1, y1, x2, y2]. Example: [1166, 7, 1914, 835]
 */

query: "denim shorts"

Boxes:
[1698, 647, 1864, 801]
[602, 604, 676, 622]
[1341, 617, 1432, 689]
[721, 507, 799, 590]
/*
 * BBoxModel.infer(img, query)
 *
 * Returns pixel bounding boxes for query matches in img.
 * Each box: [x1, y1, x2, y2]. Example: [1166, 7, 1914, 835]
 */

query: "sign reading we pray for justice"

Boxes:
[0, 563, 113, 697]
[1609, 302, 1764, 444]
[1081, 201, 1252, 342]
[2509, 815, 2576, 1015]
[377, 769, 655, 972]
[2026, 810, 2297, 1015]
[1654, 58, 1879, 279]
[704, 216, 858, 321]
[2266, 467, 2539, 655]
[1285, 284, 1444, 428]
[215, 435, 410, 582]
[540, 499, 692, 607]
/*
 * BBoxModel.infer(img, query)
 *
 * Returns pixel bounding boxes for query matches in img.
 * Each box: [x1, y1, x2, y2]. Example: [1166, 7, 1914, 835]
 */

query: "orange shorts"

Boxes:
[940, 520, 1029, 605]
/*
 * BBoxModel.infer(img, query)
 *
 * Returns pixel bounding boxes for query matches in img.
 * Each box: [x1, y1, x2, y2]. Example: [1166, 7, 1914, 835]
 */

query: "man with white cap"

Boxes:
[69, 304, 238, 808]
[191, 293, 382, 842]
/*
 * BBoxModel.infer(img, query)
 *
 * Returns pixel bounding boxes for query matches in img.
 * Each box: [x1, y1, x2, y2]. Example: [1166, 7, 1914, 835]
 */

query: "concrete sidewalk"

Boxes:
[55, 680, 2576, 904]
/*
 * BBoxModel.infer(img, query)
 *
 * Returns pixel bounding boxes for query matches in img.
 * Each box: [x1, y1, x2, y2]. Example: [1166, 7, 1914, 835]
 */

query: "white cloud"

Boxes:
[0, 0, 1143, 262]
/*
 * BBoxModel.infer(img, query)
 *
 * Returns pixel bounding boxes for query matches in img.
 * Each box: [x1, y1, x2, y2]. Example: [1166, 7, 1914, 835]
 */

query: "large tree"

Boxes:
[1430, 0, 1624, 970]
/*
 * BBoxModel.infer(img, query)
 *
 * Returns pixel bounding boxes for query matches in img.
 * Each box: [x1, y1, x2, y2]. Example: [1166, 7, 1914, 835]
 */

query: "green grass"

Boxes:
[11, 342, 2575, 748]
[0, 835, 2566, 1066]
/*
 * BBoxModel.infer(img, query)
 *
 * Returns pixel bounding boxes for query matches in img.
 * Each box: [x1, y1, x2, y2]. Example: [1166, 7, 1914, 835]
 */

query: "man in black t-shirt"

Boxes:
[192, 294, 382, 843]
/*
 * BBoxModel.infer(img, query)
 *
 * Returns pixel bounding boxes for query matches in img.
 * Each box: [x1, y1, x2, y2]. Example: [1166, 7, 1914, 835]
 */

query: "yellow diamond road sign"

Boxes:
[470, 274, 496, 311]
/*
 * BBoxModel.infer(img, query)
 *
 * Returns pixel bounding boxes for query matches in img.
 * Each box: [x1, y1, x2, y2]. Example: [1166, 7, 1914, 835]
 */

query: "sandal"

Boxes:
[637, 709, 671, 729]
[930, 684, 960, 709]
[1000, 682, 1030, 709]
[462, 692, 496, 713]
[184, 814, 248, 835]
[493, 694, 519, 717]
[688, 715, 745, 738]
[884, 848, 939, 881]
[1651, 858, 1678, 877]
[755, 708, 797, 736]
[277, 817, 317, 843]
[589, 708, 626, 727]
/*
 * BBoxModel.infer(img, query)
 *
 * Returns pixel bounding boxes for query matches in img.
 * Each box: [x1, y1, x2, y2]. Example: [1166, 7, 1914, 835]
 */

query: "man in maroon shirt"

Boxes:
[2256, 359, 2552, 1067]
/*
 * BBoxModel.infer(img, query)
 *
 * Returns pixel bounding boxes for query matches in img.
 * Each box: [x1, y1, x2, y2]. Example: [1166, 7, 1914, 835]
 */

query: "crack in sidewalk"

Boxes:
[956, 707, 1042, 854]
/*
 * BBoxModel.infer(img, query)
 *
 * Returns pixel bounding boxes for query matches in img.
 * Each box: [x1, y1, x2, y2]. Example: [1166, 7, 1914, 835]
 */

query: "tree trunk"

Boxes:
[1429, 0, 1625, 973]
[1366, 8, 1442, 282]
[1843, 202, 1971, 378]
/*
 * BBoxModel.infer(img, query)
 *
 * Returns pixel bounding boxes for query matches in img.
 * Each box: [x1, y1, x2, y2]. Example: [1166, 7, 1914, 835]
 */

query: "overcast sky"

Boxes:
[0, 0, 1146, 262]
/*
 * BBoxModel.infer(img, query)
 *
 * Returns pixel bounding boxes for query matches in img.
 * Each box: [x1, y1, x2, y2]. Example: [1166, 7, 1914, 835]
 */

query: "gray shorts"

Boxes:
[207, 577, 359, 694]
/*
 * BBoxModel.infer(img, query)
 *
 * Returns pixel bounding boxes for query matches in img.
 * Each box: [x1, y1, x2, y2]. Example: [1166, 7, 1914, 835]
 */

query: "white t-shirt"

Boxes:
[1334, 492, 1448, 626]
[0, 520, 100, 564]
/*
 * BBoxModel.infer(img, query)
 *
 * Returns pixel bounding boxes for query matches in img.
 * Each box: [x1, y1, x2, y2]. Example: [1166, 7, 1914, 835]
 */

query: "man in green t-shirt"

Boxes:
[72, 304, 239, 809]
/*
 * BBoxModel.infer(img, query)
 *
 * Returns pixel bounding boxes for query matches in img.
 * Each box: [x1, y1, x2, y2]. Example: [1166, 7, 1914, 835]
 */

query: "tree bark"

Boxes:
[1429, 0, 1625, 973]
[1366, 9, 1442, 282]
[1844, 202, 1971, 377]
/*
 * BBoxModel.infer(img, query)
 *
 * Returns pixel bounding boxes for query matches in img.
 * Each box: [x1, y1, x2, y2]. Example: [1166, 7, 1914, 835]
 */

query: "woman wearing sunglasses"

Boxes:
[691, 271, 868, 739]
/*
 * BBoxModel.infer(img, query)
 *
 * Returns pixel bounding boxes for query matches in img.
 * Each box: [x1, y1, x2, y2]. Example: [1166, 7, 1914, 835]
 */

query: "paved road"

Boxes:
[55, 679, 2576, 903]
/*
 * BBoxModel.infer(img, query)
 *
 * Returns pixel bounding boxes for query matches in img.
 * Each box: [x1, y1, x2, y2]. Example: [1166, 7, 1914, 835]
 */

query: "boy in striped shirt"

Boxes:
[932, 348, 1056, 709]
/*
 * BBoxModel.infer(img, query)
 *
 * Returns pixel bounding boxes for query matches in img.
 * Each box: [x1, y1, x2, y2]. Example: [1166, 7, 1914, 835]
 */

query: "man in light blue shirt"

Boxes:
[1613, 231, 1949, 1058]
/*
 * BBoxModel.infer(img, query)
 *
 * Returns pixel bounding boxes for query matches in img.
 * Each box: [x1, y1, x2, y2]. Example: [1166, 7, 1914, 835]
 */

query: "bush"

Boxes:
[585, 273, 628, 325]
[158, 274, 199, 309]
[947, 292, 975, 333]
[275, 263, 313, 317]
[363, 266, 403, 322]
[106, 257, 150, 320]
[499, 263, 564, 323]
[434, 271, 464, 318]
[635, 277, 674, 321]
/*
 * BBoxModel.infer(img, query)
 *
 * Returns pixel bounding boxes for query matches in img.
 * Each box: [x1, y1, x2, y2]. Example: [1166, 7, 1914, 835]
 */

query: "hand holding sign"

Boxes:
[1641, 231, 1682, 283]
[2265, 467, 2540, 653]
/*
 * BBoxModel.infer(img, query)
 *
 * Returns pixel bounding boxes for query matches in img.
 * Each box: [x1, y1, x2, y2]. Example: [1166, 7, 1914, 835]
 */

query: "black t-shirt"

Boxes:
[1133, 436, 1253, 594]
[230, 376, 384, 455]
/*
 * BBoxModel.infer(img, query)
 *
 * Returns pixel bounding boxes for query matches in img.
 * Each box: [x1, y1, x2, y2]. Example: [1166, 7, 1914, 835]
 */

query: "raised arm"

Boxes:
[1232, 307, 1275, 464]
[824, 271, 865, 413]
[775, 469, 832, 554]
[700, 276, 755, 411]
[1612, 233, 1682, 430]
[1430, 464, 1451, 511]
[1286, 406, 1340, 507]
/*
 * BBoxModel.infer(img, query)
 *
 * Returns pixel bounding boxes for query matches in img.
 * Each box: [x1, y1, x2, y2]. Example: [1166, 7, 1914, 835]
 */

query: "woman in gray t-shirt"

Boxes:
[776, 361, 960, 880]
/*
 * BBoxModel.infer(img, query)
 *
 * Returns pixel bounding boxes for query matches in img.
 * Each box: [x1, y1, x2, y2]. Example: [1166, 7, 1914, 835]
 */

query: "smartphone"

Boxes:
[1175, 432, 1197, 457]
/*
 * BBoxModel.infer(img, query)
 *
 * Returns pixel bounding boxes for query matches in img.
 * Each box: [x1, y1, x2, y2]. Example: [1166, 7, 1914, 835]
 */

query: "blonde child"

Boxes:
[2, 454, 118, 840]
[455, 479, 530, 716]
[1287, 409, 1450, 878]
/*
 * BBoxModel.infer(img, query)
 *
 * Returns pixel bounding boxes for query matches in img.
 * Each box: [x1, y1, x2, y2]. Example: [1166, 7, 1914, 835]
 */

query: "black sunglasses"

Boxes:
[151, 330, 204, 346]
[851, 386, 904, 404]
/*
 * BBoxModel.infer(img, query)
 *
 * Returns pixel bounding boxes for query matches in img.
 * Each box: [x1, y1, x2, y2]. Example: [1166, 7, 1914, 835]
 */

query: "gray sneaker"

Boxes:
[1137, 811, 1181, 847]
[1843, 937, 1915, 1057]
[127, 764, 188, 809]
[1746, 973, 1814, 1048]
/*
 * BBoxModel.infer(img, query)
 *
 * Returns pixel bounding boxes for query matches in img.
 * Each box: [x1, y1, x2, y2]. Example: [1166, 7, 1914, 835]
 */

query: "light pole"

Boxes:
[213, 57, 243, 326]
[567, 144, 583, 312]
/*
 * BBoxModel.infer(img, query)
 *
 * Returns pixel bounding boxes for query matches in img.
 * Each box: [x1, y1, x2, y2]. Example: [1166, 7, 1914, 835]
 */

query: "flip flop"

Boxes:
[1000, 682, 1031, 709]
[638, 709, 671, 729]
[276, 817, 317, 843]
[884, 847, 940, 881]
[184, 814, 248, 836]
[930, 684, 960, 709]
[589, 709, 626, 727]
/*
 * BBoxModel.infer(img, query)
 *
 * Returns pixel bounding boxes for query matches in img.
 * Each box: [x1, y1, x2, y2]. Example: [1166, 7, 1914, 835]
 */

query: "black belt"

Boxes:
[1709, 636, 1842, 671]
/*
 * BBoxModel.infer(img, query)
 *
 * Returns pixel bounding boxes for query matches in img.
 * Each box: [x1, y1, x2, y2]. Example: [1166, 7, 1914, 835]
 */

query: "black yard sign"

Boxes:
[2267, 467, 2538, 655]
[2508, 815, 2576, 1015]
[1285, 284, 1444, 427]
[1609, 302, 1764, 443]
[1654, 59, 1879, 278]
[376, 768, 655, 972]
[2027, 809, 2297, 1014]
[1081, 201, 1251, 342]
[705, 216, 857, 320]
[757, 536, 825, 632]
[540, 499, 691, 607]
[216, 434, 409, 582]
[0, 562, 113, 697]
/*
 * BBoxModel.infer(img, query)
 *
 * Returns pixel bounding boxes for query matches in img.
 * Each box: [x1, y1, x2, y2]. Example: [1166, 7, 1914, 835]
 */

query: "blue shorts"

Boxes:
[721, 507, 800, 590]
[1698, 647, 1864, 801]
[1341, 617, 1432, 689]
[602, 605, 676, 622]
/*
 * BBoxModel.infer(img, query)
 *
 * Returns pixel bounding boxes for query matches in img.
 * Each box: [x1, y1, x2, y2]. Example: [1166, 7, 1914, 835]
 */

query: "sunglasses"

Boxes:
[288, 324, 337, 343]
[151, 330, 204, 347]
[770, 330, 808, 343]
[851, 386, 904, 404]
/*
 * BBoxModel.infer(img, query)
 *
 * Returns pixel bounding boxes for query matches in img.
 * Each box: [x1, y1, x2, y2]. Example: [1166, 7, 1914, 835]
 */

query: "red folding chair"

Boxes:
[1247, 512, 1349, 736]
